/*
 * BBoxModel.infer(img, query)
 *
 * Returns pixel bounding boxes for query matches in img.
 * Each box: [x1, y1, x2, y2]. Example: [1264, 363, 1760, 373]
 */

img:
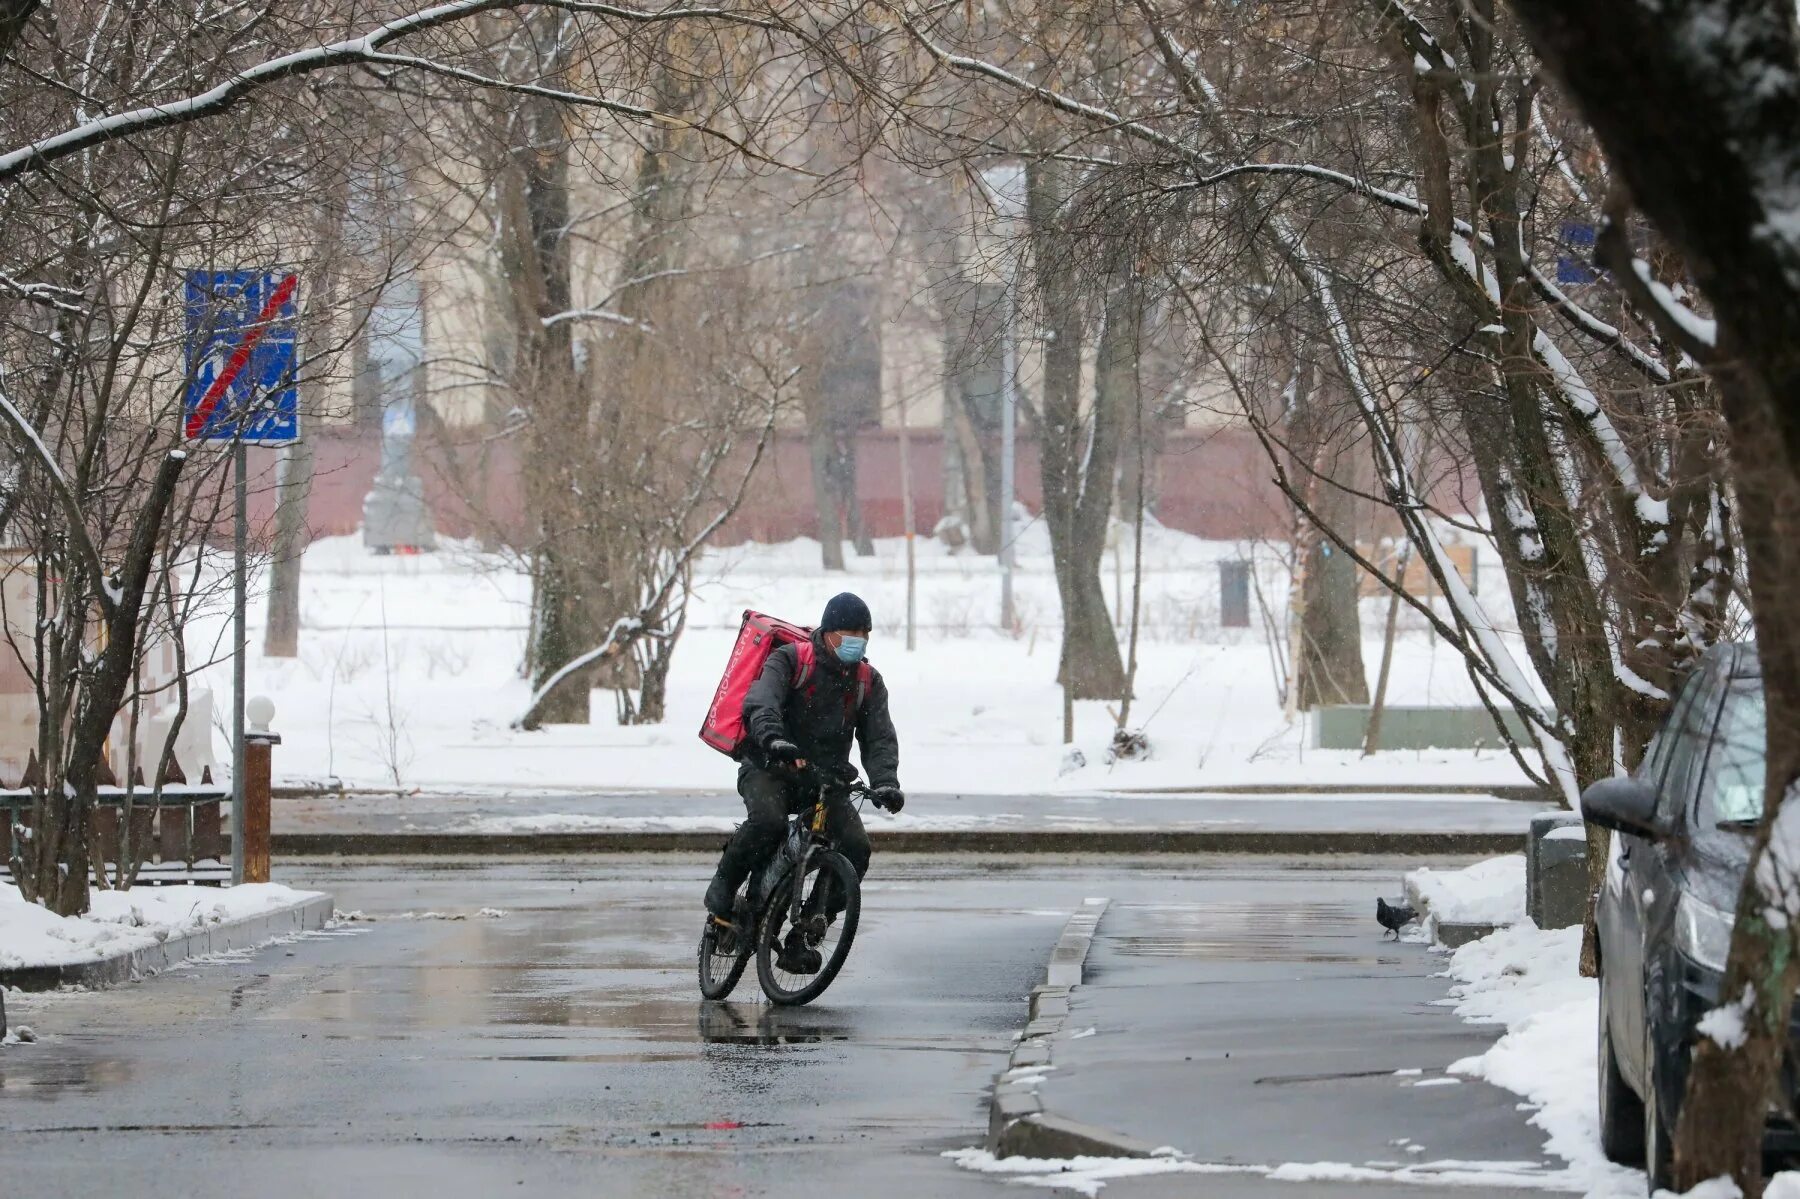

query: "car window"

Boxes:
[1657, 667, 1724, 824]
[1698, 680, 1766, 826]
[1640, 666, 1706, 788]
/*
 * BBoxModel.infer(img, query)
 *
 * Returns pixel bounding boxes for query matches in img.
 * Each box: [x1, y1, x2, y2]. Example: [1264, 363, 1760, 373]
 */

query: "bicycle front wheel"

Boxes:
[698, 883, 754, 1001]
[755, 850, 860, 1006]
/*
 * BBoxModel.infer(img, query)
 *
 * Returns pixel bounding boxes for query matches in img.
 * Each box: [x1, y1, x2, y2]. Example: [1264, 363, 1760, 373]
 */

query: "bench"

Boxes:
[1, 786, 230, 886]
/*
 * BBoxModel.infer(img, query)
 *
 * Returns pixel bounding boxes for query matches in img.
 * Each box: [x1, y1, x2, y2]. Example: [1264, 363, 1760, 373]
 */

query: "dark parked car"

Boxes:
[1583, 641, 1777, 1190]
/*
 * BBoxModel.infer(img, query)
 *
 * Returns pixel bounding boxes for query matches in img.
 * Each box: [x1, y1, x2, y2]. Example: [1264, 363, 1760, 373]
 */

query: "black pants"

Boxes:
[709, 765, 871, 903]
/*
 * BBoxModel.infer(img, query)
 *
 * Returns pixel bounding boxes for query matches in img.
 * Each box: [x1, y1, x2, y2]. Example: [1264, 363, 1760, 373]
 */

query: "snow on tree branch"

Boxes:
[0, 372, 111, 606]
[0, 0, 789, 185]
[0, 270, 85, 315]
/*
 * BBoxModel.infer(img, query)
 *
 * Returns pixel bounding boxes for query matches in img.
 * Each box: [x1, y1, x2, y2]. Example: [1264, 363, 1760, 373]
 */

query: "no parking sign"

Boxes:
[182, 269, 300, 444]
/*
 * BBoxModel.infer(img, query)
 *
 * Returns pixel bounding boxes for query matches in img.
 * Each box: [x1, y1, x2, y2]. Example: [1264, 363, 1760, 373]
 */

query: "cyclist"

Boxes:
[704, 592, 905, 968]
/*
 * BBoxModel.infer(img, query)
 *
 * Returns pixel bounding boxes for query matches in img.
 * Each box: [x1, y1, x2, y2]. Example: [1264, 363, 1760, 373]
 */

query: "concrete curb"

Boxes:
[0, 892, 335, 991]
[986, 897, 1162, 1160]
[280, 782, 1548, 803]
[274, 829, 1522, 857]
[1114, 782, 1546, 804]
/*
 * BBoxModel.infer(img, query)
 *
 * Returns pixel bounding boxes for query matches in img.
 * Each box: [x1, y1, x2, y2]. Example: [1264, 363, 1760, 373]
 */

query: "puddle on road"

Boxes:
[1110, 902, 1406, 965]
[0, 1052, 133, 1096]
[695, 1003, 853, 1047]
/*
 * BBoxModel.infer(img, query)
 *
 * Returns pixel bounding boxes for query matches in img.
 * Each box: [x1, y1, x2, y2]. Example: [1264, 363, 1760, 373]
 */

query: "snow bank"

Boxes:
[0, 882, 320, 969]
[1441, 923, 1637, 1195]
[943, 1148, 1245, 1196]
[1409, 854, 1527, 925]
[948, 1146, 1584, 1193]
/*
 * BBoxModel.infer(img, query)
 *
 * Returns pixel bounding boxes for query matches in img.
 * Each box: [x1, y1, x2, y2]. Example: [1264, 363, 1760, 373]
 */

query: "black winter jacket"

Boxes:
[740, 632, 900, 789]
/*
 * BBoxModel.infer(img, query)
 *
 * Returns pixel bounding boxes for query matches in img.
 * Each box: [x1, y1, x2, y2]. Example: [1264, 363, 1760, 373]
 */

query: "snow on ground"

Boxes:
[946, 1146, 1582, 1193]
[1439, 922, 1800, 1199]
[1442, 924, 1630, 1194]
[0, 881, 320, 969]
[1409, 855, 1529, 926]
[192, 522, 1536, 795]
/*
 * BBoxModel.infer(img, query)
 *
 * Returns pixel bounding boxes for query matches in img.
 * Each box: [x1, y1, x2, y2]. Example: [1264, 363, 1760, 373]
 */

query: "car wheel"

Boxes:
[1644, 1039, 1675, 1193]
[1598, 968, 1646, 1166]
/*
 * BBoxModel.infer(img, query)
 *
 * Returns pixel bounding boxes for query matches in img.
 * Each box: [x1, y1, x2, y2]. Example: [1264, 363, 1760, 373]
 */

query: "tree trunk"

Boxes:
[809, 421, 847, 571]
[947, 313, 1006, 554]
[501, 65, 594, 726]
[263, 437, 314, 658]
[1296, 532, 1369, 709]
[836, 430, 874, 557]
[1364, 540, 1412, 754]
[28, 452, 185, 915]
[1029, 159, 1127, 699]
[528, 546, 591, 725]
[1295, 415, 1369, 710]
[946, 389, 996, 554]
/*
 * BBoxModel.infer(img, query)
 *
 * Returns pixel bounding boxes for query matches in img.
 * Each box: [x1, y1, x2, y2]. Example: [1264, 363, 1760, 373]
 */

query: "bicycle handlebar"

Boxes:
[783, 760, 870, 801]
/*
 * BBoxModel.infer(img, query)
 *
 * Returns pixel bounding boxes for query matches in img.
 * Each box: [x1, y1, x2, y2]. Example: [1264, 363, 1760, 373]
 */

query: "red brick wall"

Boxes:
[242, 424, 1294, 547]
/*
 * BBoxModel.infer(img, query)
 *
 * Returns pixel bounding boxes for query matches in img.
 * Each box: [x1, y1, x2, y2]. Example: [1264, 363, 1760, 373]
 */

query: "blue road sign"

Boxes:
[1556, 222, 1598, 286]
[183, 269, 300, 444]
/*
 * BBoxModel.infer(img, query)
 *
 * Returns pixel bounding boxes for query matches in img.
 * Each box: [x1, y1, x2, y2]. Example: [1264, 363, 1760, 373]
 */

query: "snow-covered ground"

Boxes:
[191, 521, 1535, 795]
[0, 881, 320, 970]
[1409, 854, 1529, 927]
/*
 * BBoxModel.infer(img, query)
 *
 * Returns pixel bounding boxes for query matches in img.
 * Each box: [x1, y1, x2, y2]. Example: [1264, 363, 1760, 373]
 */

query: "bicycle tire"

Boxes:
[698, 893, 754, 1001]
[755, 849, 860, 1006]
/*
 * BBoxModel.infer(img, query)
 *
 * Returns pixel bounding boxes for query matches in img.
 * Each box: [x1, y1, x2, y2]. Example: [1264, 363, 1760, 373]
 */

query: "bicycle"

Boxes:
[698, 766, 868, 1007]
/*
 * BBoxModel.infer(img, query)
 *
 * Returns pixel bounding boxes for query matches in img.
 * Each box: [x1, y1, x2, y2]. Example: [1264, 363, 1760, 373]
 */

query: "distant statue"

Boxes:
[363, 387, 435, 554]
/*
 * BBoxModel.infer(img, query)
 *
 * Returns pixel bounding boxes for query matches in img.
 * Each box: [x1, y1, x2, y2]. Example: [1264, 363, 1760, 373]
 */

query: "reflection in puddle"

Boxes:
[1112, 902, 1403, 964]
[0, 1051, 133, 1097]
[696, 1003, 852, 1046]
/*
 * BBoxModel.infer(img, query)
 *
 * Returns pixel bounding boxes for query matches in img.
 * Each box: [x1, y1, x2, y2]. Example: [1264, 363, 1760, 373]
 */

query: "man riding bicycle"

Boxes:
[704, 592, 905, 968]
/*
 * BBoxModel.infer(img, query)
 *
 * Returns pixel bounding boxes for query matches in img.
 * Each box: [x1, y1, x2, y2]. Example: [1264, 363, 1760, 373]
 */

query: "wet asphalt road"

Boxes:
[0, 856, 1548, 1198]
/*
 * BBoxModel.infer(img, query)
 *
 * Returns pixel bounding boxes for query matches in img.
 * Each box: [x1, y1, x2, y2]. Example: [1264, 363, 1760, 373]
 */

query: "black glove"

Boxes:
[763, 738, 801, 765]
[871, 786, 905, 814]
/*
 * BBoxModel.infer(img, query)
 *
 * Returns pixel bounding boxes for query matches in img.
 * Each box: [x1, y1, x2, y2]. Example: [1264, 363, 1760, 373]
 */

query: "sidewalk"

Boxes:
[270, 789, 1553, 855]
[983, 868, 1595, 1193]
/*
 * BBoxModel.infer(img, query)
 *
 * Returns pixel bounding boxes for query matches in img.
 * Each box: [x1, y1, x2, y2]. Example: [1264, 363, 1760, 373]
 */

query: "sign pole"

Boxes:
[231, 437, 247, 886]
[999, 265, 1018, 634]
[182, 267, 298, 887]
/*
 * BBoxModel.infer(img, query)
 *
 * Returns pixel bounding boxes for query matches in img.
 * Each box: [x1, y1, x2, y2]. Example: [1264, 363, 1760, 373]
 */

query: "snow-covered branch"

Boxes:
[1591, 219, 1718, 364]
[0, 271, 86, 315]
[360, 50, 794, 170]
[0, 373, 110, 607]
[0, 0, 788, 185]
[539, 307, 647, 331]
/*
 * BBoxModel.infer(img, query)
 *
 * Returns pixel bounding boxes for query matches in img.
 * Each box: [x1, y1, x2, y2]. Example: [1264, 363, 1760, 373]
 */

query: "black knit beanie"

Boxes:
[820, 592, 873, 633]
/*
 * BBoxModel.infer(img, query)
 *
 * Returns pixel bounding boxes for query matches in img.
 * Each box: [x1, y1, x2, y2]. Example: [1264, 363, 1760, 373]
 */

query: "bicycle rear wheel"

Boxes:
[755, 849, 860, 1006]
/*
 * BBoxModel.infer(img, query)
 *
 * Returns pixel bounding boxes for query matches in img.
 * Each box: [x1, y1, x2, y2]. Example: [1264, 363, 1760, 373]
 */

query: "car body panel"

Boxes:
[1594, 643, 1780, 1151]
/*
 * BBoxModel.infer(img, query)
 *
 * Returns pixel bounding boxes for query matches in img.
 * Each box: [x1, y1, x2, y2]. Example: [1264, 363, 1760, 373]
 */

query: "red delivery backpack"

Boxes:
[699, 610, 871, 758]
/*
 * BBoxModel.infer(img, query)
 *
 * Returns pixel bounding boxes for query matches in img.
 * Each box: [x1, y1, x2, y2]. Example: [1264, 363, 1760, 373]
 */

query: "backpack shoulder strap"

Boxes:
[854, 661, 872, 714]
[792, 639, 815, 689]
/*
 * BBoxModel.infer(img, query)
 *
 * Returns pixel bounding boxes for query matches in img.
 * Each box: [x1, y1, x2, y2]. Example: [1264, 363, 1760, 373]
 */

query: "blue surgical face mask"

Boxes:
[835, 635, 867, 664]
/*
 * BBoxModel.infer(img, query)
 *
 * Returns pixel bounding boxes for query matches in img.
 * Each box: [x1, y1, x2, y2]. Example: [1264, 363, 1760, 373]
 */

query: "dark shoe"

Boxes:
[776, 928, 822, 975]
[704, 874, 738, 920]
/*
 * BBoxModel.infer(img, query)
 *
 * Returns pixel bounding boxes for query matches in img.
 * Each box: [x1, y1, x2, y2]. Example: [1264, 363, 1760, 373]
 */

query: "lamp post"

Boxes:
[981, 163, 1026, 633]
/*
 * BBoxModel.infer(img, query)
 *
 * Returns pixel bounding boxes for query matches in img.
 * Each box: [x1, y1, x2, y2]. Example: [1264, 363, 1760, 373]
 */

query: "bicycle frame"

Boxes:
[781, 770, 867, 930]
